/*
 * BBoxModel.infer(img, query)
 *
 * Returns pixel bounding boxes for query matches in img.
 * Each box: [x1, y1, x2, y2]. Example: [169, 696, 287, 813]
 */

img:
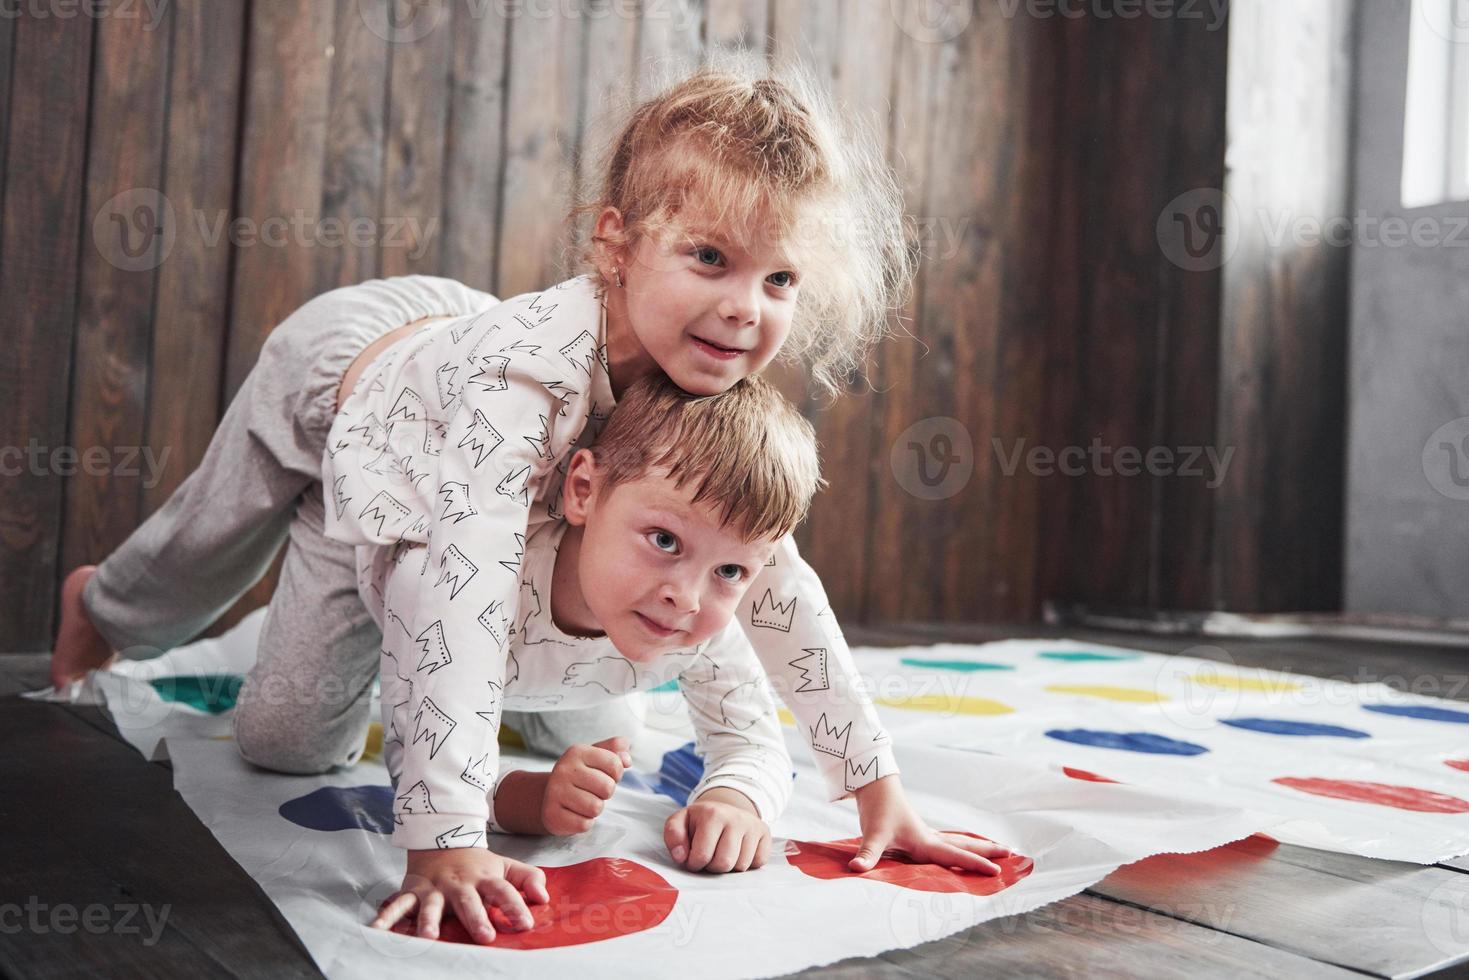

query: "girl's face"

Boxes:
[602, 209, 801, 396]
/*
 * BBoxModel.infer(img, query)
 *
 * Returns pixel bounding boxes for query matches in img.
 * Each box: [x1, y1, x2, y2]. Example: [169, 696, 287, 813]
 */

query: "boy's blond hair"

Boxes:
[588, 372, 825, 544]
[567, 51, 919, 403]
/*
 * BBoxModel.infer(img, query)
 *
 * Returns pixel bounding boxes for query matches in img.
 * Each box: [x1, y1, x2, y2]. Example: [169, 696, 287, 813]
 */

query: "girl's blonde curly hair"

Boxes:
[566, 50, 919, 402]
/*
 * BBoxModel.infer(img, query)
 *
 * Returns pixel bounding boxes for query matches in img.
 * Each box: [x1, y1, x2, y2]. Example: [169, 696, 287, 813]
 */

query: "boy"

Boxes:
[367, 370, 819, 942]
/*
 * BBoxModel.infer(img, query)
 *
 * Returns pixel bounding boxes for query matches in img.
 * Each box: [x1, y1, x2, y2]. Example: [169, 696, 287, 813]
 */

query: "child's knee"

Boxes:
[233, 702, 358, 775]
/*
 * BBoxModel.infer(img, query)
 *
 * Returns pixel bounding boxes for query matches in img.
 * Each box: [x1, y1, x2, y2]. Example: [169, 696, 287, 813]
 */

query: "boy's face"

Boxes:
[599, 206, 801, 397]
[562, 450, 778, 663]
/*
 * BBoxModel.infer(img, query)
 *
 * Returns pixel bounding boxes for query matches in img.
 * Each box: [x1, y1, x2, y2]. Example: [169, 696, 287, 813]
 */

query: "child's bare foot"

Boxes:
[50, 565, 118, 689]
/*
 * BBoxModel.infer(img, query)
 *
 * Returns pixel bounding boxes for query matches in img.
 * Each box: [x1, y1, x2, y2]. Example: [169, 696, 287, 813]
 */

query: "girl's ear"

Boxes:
[593, 207, 627, 270]
[561, 449, 599, 526]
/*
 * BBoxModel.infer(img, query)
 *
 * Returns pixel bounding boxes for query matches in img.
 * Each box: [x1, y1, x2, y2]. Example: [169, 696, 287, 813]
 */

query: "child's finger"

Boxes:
[592, 734, 633, 767]
[848, 834, 891, 872]
[478, 878, 535, 932]
[753, 834, 771, 869]
[450, 884, 498, 944]
[503, 860, 551, 905]
[414, 889, 446, 939]
[583, 746, 628, 782]
[562, 787, 606, 820]
[570, 764, 618, 800]
[686, 817, 728, 872]
[663, 808, 691, 864]
[370, 890, 417, 930]
[735, 833, 760, 872]
[947, 834, 1012, 858]
[928, 840, 1001, 875]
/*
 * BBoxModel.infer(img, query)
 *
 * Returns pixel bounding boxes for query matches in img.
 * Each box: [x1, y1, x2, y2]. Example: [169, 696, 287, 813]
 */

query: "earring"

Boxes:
[614, 266, 624, 288]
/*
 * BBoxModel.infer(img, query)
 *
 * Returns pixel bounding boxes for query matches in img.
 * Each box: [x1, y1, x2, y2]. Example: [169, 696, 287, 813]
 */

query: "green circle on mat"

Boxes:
[1038, 651, 1141, 662]
[900, 657, 1014, 672]
[149, 674, 244, 714]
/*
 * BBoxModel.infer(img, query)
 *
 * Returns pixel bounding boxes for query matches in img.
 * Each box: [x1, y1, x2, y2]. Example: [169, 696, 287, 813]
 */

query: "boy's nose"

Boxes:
[660, 579, 700, 618]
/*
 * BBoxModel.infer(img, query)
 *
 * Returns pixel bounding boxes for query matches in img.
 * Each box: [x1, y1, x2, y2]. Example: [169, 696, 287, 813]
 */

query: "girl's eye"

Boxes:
[716, 564, 745, 582]
[695, 246, 723, 266]
[648, 530, 679, 553]
[768, 271, 796, 288]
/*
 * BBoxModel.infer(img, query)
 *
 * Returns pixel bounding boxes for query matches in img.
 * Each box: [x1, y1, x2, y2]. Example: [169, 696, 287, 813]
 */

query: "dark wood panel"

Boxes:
[0, 693, 322, 978]
[314, 0, 391, 291]
[864, 2, 942, 626]
[143, 0, 247, 510]
[224, 0, 336, 400]
[496, 2, 588, 294]
[0, 11, 95, 652]
[1216, 0, 1353, 612]
[440, 0, 510, 291]
[61, 0, 172, 580]
[380, 0, 453, 278]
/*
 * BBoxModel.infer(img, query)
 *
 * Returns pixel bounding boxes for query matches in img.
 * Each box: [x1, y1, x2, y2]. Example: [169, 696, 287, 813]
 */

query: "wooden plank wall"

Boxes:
[0, 0, 1351, 654]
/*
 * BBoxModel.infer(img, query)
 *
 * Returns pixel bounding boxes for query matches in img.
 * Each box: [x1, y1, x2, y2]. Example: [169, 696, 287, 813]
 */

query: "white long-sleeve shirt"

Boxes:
[322, 273, 898, 850]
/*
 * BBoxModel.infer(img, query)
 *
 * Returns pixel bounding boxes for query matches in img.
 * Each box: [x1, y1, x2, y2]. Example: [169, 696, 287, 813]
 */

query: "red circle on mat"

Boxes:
[1063, 767, 1120, 784]
[784, 832, 1033, 896]
[1446, 759, 1469, 773]
[1273, 777, 1469, 813]
[387, 858, 677, 948]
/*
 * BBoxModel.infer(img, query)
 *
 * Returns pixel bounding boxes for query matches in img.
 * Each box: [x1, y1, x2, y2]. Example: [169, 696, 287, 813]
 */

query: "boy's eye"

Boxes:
[648, 530, 678, 553]
[768, 271, 796, 288]
[716, 564, 745, 582]
[695, 246, 723, 266]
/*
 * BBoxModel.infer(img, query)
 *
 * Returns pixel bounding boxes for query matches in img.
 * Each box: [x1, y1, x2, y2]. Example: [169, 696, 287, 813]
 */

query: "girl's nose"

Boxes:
[718, 279, 760, 329]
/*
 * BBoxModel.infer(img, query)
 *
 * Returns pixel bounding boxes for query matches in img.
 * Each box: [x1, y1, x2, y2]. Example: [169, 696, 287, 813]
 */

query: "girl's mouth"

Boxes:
[691, 336, 744, 361]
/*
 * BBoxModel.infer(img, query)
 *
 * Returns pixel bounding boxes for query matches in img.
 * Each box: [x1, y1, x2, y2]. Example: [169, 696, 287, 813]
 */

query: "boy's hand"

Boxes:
[850, 773, 1012, 874]
[664, 787, 771, 873]
[371, 846, 549, 945]
[542, 736, 632, 836]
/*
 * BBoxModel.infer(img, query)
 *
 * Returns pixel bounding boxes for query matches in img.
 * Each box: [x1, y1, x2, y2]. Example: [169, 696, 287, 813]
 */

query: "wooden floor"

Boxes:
[4, 623, 1469, 979]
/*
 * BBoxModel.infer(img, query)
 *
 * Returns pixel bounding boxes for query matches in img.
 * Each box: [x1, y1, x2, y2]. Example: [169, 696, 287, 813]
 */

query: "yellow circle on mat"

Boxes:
[498, 722, 526, 749]
[778, 708, 797, 727]
[875, 695, 1014, 715]
[1044, 684, 1167, 703]
[361, 721, 384, 763]
[1193, 670, 1301, 693]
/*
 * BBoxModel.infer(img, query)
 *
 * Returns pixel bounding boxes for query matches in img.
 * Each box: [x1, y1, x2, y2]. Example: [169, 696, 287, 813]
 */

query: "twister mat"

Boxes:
[28, 610, 1285, 976]
[31, 614, 1469, 975]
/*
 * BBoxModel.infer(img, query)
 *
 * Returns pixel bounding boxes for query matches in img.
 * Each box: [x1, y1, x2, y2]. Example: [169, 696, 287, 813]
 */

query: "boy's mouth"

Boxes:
[691, 336, 745, 360]
[635, 611, 680, 637]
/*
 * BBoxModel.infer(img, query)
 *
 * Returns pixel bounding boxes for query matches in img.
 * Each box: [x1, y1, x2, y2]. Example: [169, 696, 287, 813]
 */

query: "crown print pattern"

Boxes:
[324, 275, 892, 847]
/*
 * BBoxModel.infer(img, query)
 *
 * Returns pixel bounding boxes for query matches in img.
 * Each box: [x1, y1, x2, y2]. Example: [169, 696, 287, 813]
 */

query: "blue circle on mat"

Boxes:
[1045, 729, 1208, 755]
[279, 785, 396, 835]
[1363, 704, 1469, 724]
[1220, 717, 1370, 738]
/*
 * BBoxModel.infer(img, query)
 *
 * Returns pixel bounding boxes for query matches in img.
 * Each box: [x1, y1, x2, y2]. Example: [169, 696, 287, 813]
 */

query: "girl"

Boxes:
[50, 54, 1011, 944]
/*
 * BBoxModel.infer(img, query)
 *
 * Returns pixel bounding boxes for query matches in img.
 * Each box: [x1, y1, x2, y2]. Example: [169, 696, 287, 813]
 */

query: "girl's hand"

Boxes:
[542, 736, 632, 836]
[664, 787, 771, 873]
[850, 774, 1012, 874]
[371, 847, 550, 945]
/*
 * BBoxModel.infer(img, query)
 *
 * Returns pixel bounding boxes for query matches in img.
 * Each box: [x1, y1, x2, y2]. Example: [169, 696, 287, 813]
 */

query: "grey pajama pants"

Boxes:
[81, 275, 645, 775]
